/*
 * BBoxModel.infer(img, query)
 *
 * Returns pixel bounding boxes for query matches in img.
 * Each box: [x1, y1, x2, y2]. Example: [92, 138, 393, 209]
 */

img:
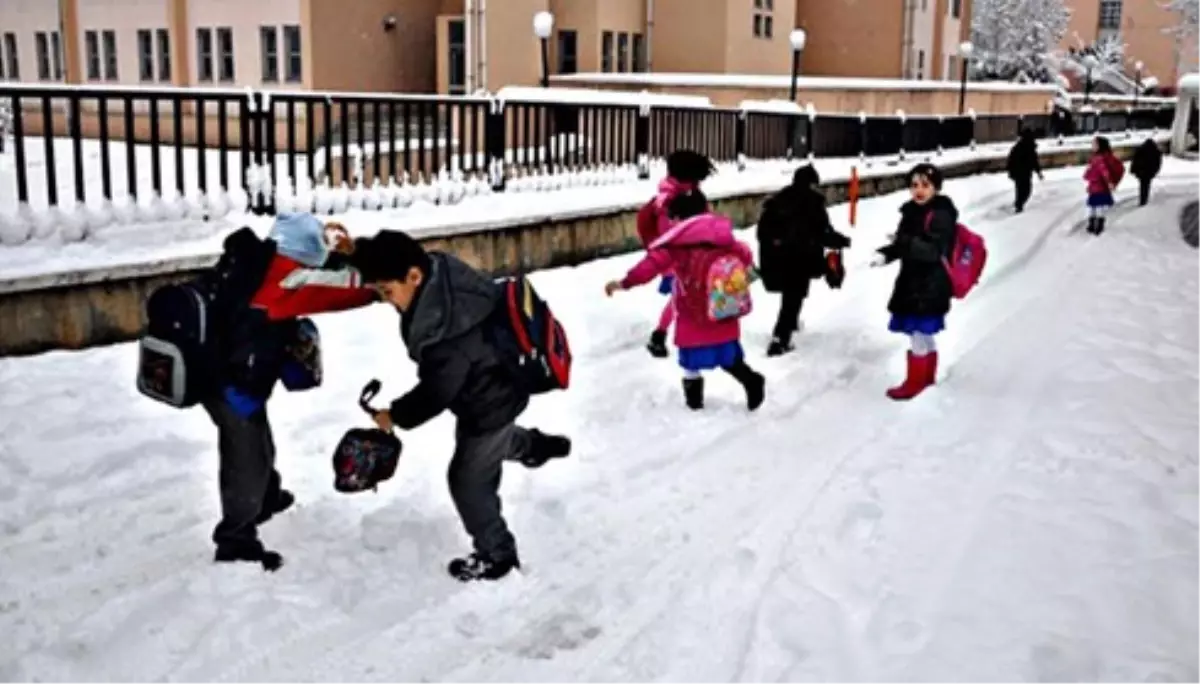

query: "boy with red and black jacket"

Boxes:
[206, 214, 375, 571]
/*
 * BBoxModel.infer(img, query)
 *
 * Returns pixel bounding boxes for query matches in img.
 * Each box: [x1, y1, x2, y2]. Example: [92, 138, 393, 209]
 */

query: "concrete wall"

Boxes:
[0, 139, 1163, 358]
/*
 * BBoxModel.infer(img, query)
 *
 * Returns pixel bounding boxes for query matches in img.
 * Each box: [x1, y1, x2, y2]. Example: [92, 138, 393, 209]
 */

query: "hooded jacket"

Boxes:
[1006, 132, 1043, 179]
[877, 194, 959, 318]
[388, 252, 528, 434]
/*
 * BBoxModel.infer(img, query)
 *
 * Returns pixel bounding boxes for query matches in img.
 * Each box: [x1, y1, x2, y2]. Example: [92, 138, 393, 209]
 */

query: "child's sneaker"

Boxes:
[647, 330, 669, 358]
[447, 552, 520, 582]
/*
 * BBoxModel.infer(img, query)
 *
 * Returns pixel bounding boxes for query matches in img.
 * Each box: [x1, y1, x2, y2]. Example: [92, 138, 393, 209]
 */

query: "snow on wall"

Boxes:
[552, 72, 1058, 94]
[496, 86, 712, 109]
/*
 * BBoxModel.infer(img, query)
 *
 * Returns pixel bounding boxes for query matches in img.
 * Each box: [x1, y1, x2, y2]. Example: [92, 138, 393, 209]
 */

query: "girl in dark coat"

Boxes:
[870, 163, 959, 401]
[1130, 139, 1163, 207]
[756, 164, 851, 356]
[1005, 128, 1044, 213]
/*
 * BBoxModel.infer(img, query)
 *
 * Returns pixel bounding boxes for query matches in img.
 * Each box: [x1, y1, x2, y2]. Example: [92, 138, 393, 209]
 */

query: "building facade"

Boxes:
[1061, 0, 1198, 88]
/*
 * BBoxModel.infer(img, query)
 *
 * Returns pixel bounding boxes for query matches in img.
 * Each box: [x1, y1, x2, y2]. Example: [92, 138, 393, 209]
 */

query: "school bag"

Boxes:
[488, 275, 572, 394]
[635, 199, 660, 248]
[676, 246, 755, 323]
[332, 379, 402, 494]
[824, 249, 846, 290]
[1104, 154, 1126, 188]
[279, 318, 323, 392]
[926, 214, 987, 300]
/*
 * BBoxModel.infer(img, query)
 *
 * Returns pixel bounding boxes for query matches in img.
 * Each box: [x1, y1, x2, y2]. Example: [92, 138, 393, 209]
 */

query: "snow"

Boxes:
[0, 158, 1197, 681]
[496, 86, 713, 109]
[1180, 73, 1200, 95]
[739, 99, 805, 114]
[553, 72, 1058, 94]
[0, 131, 1169, 288]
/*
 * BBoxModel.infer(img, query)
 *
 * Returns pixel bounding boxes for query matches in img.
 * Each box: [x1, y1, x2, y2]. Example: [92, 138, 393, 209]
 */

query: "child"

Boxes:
[1083, 135, 1125, 235]
[869, 163, 959, 401]
[607, 190, 765, 411]
[346, 230, 572, 583]
[637, 150, 717, 358]
[206, 213, 378, 571]
[1130, 138, 1163, 207]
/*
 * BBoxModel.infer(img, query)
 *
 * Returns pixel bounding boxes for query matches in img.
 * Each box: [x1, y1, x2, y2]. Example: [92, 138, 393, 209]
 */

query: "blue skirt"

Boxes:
[678, 341, 743, 372]
[1086, 192, 1114, 208]
[658, 275, 676, 296]
[889, 314, 945, 335]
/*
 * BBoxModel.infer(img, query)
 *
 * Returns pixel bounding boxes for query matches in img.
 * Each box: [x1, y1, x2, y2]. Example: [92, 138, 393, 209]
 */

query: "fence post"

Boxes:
[1125, 105, 1133, 138]
[636, 99, 651, 180]
[857, 110, 867, 165]
[486, 97, 507, 192]
[968, 108, 977, 151]
[735, 109, 747, 171]
[896, 109, 907, 162]
[936, 115, 944, 156]
[806, 104, 816, 162]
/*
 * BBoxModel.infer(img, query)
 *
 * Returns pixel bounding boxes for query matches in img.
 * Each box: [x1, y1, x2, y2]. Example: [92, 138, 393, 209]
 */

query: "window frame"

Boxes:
[137, 29, 154, 82]
[3, 34, 19, 80]
[260, 26, 279, 83]
[35, 32, 51, 81]
[601, 30, 614, 73]
[556, 29, 578, 75]
[282, 25, 301, 83]
[84, 30, 100, 81]
[196, 27, 213, 82]
[101, 29, 117, 81]
[156, 28, 171, 82]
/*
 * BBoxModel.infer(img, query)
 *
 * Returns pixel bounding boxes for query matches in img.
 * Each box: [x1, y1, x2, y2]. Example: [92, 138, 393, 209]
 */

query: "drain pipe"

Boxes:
[645, 0, 654, 71]
[479, 0, 488, 91]
[464, 0, 474, 91]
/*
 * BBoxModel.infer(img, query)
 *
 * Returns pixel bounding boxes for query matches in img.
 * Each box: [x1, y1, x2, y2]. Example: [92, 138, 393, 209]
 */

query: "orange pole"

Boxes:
[848, 166, 860, 227]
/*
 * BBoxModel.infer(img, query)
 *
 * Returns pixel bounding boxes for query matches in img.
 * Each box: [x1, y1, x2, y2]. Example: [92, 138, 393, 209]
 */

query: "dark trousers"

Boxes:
[203, 398, 281, 551]
[449, 423, 533, 562]
[1013, 175, 1033, 211]
[772, 283, 809, 340]
[1138, 178, 1152, 206]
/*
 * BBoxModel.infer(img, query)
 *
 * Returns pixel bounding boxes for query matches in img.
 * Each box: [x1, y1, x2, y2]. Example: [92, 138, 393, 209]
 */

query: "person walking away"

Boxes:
[636, 150, 717, 359]
[346, 230, 572, 582]
[1083, 136, 1125, 235]
[869, 164, 959, 401]
[756, 164, 851, 357]
[205, 214, 378, 571]
[1130, 138, 1162, 207]
[607, 190, 765, 411]
[1005, 128, 1044, 213]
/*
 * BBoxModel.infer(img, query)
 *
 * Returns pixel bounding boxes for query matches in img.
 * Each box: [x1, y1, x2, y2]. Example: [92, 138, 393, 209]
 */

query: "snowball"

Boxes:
[31, 207, 58, 240]
[313, 185, 334, 215]
[206, 191, 230, 220]
[86, 201, 113, 231]
[380, 180, 399, 209]
[185, 192, 207, 221]
[364, 181, 383, 211]
[0, 209, 31, 246]
[395, 183, 414, 209]
[227, 187, 249, 214]
[58, 204, 89, 243]
[331, 183, 350, 214]
[111, 197, 138, 224]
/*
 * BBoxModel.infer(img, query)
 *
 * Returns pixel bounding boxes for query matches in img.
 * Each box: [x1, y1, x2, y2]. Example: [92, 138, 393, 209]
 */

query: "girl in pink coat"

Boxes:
[607, 190, 766, 411]
[1083, 136, 1125, 235]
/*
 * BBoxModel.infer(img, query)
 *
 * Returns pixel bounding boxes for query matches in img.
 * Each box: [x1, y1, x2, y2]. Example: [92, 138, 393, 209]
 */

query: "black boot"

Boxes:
[518, 430, 572, 468]
[214, 542, 284, 572]
[255, 489, 295, 525]
[766, 335, 794, 357]
[724, 360, 766, 411]
[447, 552, 520, 582]
[1086, 216, 1098, 234]
[1094, 217, 1106, 235]
[683, 377, 704, 410]
[647, 330, 669, 358]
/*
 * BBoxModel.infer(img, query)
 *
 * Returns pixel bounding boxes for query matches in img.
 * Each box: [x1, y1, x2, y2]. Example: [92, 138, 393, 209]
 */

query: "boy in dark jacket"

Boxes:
[756, 164, 851, 356]
[1130, 139, 1163, 206]
[207, 214, 377, 571]
[348, 230, 572, 582]
[1005, 128, 1044, 213]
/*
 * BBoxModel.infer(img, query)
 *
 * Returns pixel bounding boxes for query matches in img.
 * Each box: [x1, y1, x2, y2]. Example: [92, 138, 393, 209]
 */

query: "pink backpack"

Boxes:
[926, 214, 986, 299]
[675, 246, 755, 323]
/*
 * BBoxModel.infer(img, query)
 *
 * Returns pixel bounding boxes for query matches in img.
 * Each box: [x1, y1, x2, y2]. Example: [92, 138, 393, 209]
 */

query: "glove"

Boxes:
[223, 385, 265, 419]
[869, 254, 888, 268]
[280, 267, 363, 290]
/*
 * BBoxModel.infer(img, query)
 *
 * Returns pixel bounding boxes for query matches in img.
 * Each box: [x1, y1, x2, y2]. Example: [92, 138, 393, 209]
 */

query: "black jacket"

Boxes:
[1006, 135, 1042, 179]
[389, 252, 528, 435]
[1130, 140, 1163, 180]
[756, 184, 850, 293]
[878, 195, 958, 318]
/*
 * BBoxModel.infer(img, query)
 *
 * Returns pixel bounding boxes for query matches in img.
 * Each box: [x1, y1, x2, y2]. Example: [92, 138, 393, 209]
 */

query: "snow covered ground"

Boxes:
[0, 130, 1168, 284]
[0, 160, 1196, 682]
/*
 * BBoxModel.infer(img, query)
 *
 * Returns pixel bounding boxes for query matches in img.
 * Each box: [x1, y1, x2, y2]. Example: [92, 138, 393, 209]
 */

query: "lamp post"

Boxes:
[957, 41, 974, 115]
[1083, 54, 1099, 105]
[786, 28, 807, 160]
[533, 11, 554, 88]
[1133, 59, 1144, 108]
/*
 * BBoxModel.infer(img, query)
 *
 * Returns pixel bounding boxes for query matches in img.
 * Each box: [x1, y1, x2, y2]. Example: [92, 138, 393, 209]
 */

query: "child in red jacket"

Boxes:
[1083, 136, 1125, 235]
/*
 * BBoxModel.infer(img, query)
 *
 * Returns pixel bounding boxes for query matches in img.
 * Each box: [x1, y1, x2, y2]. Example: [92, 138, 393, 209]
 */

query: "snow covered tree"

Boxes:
[970, 0, 1072, 82]
[1162, 0, 1199, 40]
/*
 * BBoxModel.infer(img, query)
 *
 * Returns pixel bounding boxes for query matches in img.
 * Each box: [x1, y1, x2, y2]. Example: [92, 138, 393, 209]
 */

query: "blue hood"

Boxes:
[269, 213, 329, 267]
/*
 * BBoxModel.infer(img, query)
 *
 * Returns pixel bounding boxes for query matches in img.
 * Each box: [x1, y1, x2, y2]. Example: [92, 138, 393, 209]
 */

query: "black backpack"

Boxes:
[332, 380, 402, 494]
[135, 228, 271, 409]
[487, 275, 572, 395]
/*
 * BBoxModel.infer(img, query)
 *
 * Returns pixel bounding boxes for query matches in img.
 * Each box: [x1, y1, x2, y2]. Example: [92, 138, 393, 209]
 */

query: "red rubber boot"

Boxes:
[886, 352, 932, 401]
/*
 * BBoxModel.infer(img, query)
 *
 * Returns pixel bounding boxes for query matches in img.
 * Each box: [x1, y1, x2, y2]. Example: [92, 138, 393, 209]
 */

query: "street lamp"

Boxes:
[1082, 54, 1099, 105]
[1133, 59, 1144, 108]
[957, 41, 974, 115]
[533, 11, 554, 88]
[786, 28, 807, 160]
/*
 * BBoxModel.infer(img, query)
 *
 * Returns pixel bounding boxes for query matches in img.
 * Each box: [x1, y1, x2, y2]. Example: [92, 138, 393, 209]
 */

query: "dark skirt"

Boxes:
[889, 314, 945, 336]
[678, 340, 743, 372]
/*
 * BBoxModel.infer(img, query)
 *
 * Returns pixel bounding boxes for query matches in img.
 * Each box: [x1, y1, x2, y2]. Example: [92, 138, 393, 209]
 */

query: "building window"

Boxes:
[260, 26, 278, 82]
[85, 30, 100, 80]
[1098, 0, 1122, 29]
[216, 27, 234, 82]
[632, 32, 645, 72]
[753, 1, 774, 40]
[918, 49, 925, 79]
[138, 30, 154, 81]
[196, 28, 213, 82]
[52, 31, 64, 79]
[951, 0, 962, 17]
[556, 29, 577, 74]
[617, 32, 629, 72]
[283, 25, 301, 82]
[764, 15, 774, 38]
[157, 28, 171, 81]
[3, 34, 18, 80]
[448, 18, 465, 94]
[601, 31, 613, 72]
[35, 32, 51, 80]
[102, 30, 117, 80]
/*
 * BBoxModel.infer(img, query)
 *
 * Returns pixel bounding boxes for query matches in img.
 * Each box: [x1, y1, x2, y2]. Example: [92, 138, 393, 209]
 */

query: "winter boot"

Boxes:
[766, 334, 795, 357]
[214, 542, 284, 572]
[683, 376, 705, 410]
[647, 330, 669, 358]
[925, 351, 939, 386]
[724, 360, 766, 411]
[517, 430, 572, 469]
[447, 552, 520, 582]
[886, 352, 932, 401]
[255, 489, 295, 525]
[1094, 217, 1106, 235]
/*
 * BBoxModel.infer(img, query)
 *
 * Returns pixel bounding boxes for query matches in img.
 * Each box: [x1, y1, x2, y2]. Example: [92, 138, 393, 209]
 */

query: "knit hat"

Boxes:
[350, 230, 431, 283]
[269, 213, 330, 267]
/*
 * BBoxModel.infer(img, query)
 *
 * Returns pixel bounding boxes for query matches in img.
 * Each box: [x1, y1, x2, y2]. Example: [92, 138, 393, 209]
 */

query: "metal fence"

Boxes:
[0, 83, 1177, 216]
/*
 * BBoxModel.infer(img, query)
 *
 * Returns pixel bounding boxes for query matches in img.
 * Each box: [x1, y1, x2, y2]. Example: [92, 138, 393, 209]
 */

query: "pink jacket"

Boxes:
[635, 176, 697, 248]
[621, 212, 754, 349]
[1084, 153, 1120, 195]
